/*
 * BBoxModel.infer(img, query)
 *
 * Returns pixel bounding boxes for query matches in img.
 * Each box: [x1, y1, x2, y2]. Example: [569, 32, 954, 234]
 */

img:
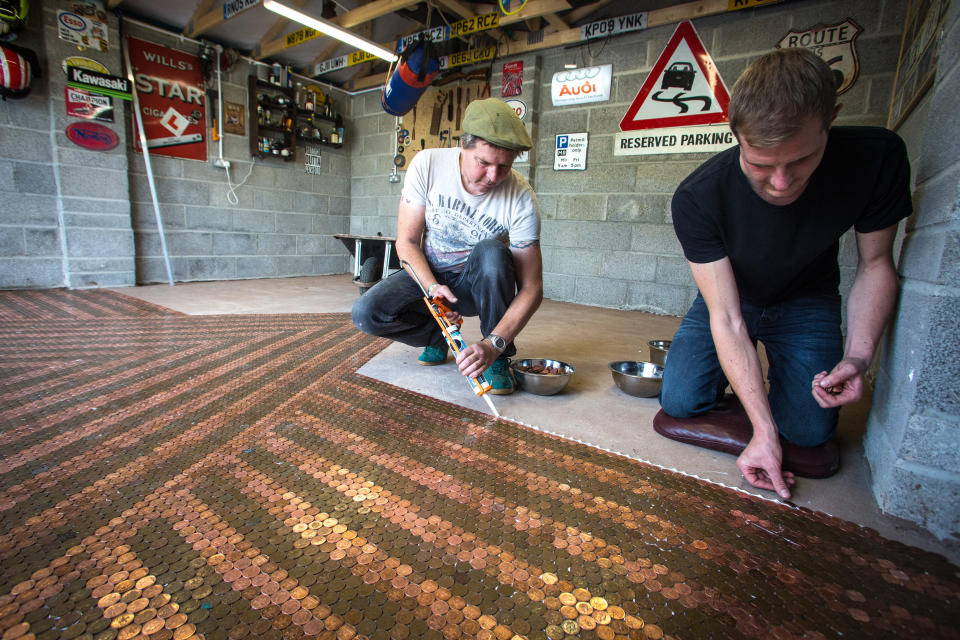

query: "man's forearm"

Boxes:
[488, 284, 543, 343]
[711, 318, 778, 441]
[843, 261, 899, 365]
[395, 240, 435, 292]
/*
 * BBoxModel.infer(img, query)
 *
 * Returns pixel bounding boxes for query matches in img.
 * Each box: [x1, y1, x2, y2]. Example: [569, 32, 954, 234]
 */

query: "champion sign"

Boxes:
[551, 64, 612, 106]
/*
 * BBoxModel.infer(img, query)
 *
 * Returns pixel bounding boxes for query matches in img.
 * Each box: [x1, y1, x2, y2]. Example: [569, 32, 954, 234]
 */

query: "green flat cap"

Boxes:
[461, 98, 533, 151]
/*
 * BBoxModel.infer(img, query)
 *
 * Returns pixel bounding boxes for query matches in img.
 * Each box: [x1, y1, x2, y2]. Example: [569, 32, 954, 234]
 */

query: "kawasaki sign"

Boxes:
[66, 66, 133, 100]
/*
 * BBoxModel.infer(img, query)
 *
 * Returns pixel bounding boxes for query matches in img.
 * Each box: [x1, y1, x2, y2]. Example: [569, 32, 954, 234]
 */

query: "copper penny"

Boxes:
[111, 612, 135, 629]
[142, 618, 166, 635]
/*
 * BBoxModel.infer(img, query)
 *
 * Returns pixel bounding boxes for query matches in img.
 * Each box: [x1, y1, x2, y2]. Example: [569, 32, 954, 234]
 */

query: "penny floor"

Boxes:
[1, 284, 957, 640]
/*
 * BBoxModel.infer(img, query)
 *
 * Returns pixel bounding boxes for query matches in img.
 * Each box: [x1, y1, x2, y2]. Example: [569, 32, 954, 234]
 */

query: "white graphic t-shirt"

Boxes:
[402, 148, 540, 272]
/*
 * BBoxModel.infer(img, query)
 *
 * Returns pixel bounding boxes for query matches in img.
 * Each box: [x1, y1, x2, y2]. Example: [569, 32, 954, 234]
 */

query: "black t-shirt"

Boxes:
[672, 126, 912, 305]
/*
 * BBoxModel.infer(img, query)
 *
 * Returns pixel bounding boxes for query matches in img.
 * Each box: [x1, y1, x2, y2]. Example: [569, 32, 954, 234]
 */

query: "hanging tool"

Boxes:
[447, 91, 453, 122]
[430, 90, 448, 136]
[455, 86, 462, 130]
[401, 260, 499, 417]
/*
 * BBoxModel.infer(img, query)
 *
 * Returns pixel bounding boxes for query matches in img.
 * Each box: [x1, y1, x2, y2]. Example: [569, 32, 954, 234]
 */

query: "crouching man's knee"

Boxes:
[351, 295, 376, 336]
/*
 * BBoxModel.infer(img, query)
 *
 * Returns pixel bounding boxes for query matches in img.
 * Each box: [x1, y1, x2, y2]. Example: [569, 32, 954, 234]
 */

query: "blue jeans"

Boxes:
[351, 239, 518, 357]
[660, 293, 843, 446]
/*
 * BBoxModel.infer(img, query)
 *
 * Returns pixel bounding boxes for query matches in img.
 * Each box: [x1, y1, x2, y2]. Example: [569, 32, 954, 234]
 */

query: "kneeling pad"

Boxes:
[652, 395, 840, 479]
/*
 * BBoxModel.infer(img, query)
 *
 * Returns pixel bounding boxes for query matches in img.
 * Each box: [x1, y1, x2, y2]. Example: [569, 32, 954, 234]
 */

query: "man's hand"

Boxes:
[430, 285, 461, 325]
[456, 339, 498, 380]
[736, 436, 795, 499]
[812, 357, 867, 408]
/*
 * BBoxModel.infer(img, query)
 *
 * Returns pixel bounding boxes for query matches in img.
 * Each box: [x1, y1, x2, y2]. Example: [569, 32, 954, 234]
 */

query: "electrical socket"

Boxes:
[214, 158, 231, 169]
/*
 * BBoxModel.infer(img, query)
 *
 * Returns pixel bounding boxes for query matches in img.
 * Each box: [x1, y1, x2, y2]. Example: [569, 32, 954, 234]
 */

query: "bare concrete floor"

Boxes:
[113, 274, 959, 564]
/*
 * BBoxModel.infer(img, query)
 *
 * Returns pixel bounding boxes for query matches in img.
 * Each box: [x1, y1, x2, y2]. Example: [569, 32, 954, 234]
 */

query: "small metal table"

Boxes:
[333, 233, 400, 283]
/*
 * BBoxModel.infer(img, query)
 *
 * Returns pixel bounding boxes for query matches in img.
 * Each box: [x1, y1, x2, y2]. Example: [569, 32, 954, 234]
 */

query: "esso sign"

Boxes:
[504, 99, 525, 120]
[58, 12, 86, 31]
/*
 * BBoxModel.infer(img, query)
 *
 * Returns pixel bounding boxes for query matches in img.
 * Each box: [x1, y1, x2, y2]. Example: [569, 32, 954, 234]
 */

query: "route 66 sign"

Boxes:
[777, 19, 862, 95]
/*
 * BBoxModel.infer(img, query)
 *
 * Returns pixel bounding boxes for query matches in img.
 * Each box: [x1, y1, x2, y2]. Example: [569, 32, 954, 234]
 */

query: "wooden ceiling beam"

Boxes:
[350, 0, 747, 90]
[253, 0, 310, 52]
[254, 0, 420, 60]
[564, 0, 612, 25]
[542, 13, 568, 32]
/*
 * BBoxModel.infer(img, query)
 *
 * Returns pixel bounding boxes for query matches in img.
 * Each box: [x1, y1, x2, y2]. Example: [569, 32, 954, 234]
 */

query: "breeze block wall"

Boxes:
[127, 24, 351, 284]
[865, 0, 960, 540]
[533, 0, 906, 316]
[1, 0, 134, 289]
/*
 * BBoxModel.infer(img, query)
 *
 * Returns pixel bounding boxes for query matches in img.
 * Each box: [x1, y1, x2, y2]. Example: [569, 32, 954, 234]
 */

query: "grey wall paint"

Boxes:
[865, 0, 960, 540]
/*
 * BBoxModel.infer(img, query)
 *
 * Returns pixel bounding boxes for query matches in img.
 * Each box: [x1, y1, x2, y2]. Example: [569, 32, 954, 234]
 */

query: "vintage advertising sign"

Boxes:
[620, 21, 730, 131]
[61, 56, 108, 75]
[128, 37, 207, 161]
[551, 65, 612, 106]
[65, 87, 114, 122]
[502, 61, 523, 97]
[777, 19, 862, 95]
[504, 100, 529, 164]
[66, 66, 132, 100]
[57, 9, 109, 52]
[66, 121, 119, 150]
[614, 124, 736, 156]
[580, 12, 647, 41]
[554, 133, 588, 171]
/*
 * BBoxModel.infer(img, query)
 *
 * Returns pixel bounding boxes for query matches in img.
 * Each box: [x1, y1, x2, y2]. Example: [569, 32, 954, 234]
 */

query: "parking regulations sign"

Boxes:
[620, 21, 730, 131]
[554, 133, 588, 171]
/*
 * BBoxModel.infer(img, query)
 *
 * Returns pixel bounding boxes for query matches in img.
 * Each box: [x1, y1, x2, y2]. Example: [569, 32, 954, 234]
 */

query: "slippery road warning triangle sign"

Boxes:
[620, 21, 730, 131]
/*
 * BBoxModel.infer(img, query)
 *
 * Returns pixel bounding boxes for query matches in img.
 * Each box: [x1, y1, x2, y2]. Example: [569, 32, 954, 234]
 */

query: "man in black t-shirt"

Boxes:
[661, 49, 912, 499]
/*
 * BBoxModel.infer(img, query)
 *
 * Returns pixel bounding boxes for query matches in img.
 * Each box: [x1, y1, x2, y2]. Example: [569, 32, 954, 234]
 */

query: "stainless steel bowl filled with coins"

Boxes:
[510, 358, 575, 395]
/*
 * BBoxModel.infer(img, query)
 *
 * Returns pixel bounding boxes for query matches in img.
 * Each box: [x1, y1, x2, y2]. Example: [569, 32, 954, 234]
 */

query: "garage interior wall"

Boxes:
[0, 0, 956, 534]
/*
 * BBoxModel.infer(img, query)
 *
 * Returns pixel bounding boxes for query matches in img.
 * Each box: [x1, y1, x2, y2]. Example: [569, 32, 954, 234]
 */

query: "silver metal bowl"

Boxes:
[647, 340, 671, 366]
[609, 361, 664, 397]
[510, 358, 575, 396]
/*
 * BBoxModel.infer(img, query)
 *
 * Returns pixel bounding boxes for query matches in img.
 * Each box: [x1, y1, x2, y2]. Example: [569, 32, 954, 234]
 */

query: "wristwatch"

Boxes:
[486, 334, 507, 353]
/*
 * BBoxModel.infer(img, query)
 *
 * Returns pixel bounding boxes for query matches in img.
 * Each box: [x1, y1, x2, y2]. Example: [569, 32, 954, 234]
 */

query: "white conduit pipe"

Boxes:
[121, 18, 175, 286]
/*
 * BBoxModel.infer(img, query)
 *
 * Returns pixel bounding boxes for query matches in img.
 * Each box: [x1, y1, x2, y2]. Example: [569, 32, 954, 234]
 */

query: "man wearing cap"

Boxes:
[351, 98, 542, 394]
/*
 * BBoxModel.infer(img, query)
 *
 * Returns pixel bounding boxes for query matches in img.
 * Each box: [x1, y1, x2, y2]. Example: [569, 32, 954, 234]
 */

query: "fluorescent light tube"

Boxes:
[264, 0, 399, 63]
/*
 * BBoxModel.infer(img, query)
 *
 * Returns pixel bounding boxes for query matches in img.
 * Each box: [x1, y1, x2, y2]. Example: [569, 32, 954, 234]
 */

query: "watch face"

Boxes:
[490, 335, 506, 350]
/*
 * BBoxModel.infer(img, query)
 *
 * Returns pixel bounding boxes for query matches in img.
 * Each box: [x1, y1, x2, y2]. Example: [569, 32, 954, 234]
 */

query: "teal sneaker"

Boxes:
[417, 344, 448, 366]
[484, 355, 515, 395]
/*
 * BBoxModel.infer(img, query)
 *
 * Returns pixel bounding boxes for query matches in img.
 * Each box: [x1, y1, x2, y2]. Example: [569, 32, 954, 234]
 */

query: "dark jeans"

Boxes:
[660, 293, 843, 446]
[351, 239, 518, 357]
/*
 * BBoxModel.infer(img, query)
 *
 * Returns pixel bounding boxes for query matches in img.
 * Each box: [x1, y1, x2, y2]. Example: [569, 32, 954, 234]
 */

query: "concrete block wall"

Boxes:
[0, 5, 61, 289]
[348, 52, 542, 240]
[346, 1, 904, 318]
[533, 0, 907, 316]
[865, 0, 960, 539]
[127, 24, 350, 284]
[49, 8, 134, 288]
[347, 89, 404, 237]
[1, 0, 134, 289]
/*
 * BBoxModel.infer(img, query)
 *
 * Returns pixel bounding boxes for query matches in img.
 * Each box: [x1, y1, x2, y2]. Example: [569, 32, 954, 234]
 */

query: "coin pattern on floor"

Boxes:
[0, 289, 957, 640]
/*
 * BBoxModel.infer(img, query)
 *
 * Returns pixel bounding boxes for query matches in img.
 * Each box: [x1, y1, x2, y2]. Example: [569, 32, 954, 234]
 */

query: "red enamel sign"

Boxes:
[66, 121, 119, 150]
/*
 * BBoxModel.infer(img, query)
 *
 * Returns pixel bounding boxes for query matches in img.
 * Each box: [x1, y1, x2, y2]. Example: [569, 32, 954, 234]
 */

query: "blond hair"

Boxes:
[729, 48, 837, 147]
